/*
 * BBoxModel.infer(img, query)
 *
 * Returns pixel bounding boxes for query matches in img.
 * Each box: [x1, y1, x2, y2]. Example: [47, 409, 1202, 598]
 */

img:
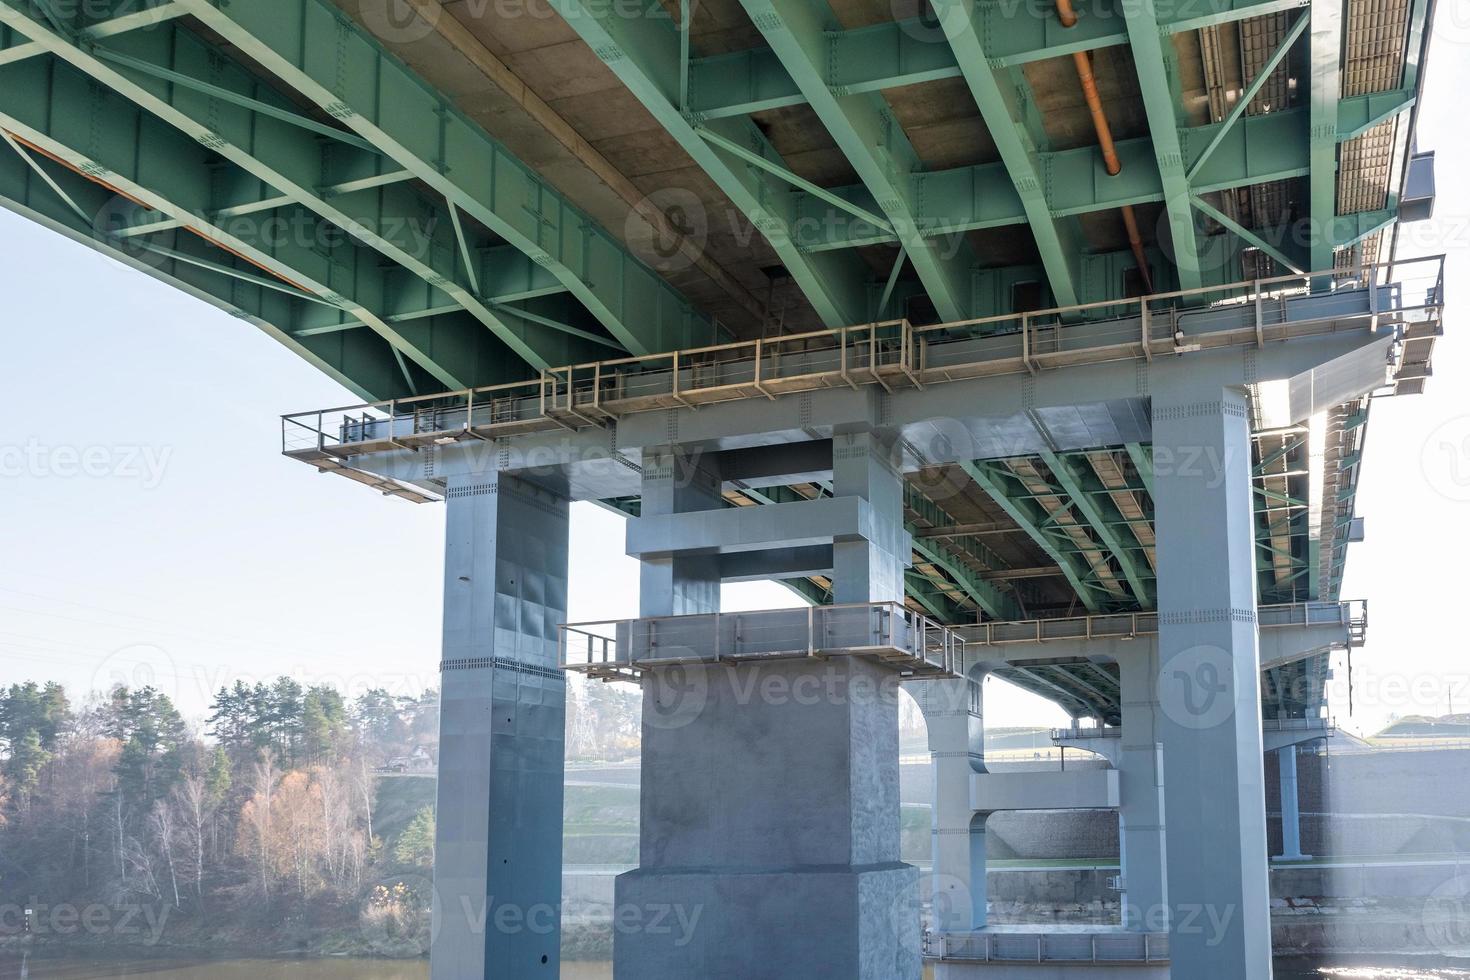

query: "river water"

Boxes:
[2, 953, 1468, 978]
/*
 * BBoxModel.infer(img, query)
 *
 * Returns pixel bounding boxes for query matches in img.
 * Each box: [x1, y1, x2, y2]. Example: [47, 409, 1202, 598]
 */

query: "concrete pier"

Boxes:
[431, 472, 569, 979]
[615, 433, 921, 978]
[1152, 387, 1274, 978]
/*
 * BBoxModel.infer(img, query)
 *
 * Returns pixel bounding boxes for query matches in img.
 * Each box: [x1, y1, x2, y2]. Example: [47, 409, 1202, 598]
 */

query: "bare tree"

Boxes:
[174, 772, 209, 899]
[150, 800, 180, 910]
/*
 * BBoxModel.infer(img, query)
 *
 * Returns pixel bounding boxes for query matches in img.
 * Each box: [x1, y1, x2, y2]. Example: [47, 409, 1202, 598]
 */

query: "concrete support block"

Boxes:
[639, 448, 722, 617]
[617, 658, 919, 979]
[831, 431, 908, 603]
[1152, 387, 1273, 978]
[971, 770, 1120, 811]
[431, 473, 569, 980]
[616, 864, 917, 978]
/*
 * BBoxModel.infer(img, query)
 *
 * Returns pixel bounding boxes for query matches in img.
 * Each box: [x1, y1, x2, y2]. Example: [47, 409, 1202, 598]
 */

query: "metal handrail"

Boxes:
[926, 929, 1169, 963]
[280, 256, 1445, 457]
[960, 600, 1361, 647]
[557, 600, 961, 676]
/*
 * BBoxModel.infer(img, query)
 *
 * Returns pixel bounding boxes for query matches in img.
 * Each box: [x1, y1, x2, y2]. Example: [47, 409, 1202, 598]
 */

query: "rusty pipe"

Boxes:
[1070, 50, 1122, 177]
[1119, 204, 1153, 292]
[1054, 4, 1154, 292]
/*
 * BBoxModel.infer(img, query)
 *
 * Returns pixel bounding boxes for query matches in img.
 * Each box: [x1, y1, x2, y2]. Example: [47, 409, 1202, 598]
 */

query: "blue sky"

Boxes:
[2, 10, 1469, 736]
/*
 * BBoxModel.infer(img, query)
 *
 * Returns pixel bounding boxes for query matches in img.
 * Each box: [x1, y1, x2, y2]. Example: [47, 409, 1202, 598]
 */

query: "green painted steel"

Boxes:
[687, 0, 1306, 120]
[1331, 208, 1396, 247]
[0, 6, 603, 373]
[1185, 13, 1309, 184]
[0, 54, 538, 392]
[0, 0, 183, 66]
[543, 0, 870, 328]
[1190, 196, 1304, 274]
[738, 0, 975, 321]
[1308, 0, 1344, 273]
[166, 0, 708, 358]
[959, 460, 1103, 613]
[0, 134, 422, 400]
[1336, 88, 1415, 142]
[1121, 0, 1203, 291]
[798, 101, 1384, 252]
[1039, 451, 1156, 608]
[931, 0, 1081, 307]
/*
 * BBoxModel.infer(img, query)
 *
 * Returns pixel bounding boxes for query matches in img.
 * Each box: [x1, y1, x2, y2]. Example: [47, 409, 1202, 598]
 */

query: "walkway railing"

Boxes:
[559, 601, 962, 680]
[280, 257, 1444, 461]
[956, 600, 1366, 647]
[1262, 717, 1336, 733]
[1051, 725, 1123, 742]
[925, 930, 1169, 964]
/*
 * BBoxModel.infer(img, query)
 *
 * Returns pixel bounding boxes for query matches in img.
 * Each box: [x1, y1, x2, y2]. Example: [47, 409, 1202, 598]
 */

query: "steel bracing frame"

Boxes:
[161, 0, 709, 357]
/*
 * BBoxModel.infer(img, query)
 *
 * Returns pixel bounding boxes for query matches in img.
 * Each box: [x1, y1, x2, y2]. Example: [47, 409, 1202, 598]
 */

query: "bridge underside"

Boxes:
[0, 0, 1446, 976]
[0, 0, 1437, 725]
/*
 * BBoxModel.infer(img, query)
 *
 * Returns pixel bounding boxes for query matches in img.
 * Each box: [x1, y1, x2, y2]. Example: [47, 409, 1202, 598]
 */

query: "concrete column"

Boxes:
[431, 472, 569, 980]
[616, 431, 919, 979]
[639, 448, 722, 617]
[1152, 387, 1273, 978]
[915, 673, 987, 933]
[830, 431, 908, 604]
[1117, 648, 1169, 932]
[1274, 745, 1310, 861]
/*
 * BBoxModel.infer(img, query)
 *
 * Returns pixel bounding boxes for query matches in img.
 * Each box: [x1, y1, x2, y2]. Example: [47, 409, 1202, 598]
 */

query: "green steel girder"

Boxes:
[0, 55, 532, 392]
[0, 0, 182, 66]
[686, 0, 1309, 120]
[1190, 195, 1304, 274]
[166, 0, 709, 357]
[542, 0, 869, 328]
[796, 101, 1385, 254]
[1331, 208, 1397, 248]
[1037, 662, 1116, 711]
[1038, 451, 1155, 607]
[1184, 11, 1310, 185]
[1336, 87, 1415, 142]
[1120, 0, 1202, 291]
[930, 0, 1081, 307]
[1002, 666, 1103, 721]
[910, 536, 1017, 621]
[959, 460, 1103, 613]
[0, 140, 420, 400]
[905, 569, 970, 622]
[737, 0, 975, 322]
[1308, 0, 1343, 273]
[0, 10, 606, 373]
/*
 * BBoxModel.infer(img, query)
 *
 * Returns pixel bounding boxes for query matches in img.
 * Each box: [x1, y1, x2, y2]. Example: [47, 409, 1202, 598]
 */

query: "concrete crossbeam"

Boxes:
[971, 770, 1120, 812]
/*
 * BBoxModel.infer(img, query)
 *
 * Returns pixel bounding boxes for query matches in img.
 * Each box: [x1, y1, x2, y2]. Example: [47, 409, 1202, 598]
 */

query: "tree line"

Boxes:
[0, 677, 440, 948]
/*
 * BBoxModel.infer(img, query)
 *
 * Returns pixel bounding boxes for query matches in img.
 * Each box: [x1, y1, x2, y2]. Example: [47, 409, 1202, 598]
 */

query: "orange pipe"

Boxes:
[1070, 51, 1122, 177]
[1053, 6, 1154, 293]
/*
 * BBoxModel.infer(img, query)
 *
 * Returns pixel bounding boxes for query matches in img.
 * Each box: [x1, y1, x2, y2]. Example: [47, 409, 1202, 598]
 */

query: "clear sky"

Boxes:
[2, 10, 1468, 737]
